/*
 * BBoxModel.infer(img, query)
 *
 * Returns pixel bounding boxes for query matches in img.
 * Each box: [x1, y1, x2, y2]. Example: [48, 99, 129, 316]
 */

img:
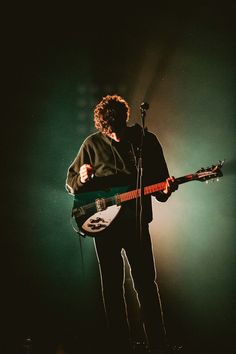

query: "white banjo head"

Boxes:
[82, 205, 121, 234]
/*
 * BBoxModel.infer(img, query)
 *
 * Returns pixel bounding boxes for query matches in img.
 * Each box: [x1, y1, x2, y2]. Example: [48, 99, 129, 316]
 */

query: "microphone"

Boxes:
[140, 102, 149, 111]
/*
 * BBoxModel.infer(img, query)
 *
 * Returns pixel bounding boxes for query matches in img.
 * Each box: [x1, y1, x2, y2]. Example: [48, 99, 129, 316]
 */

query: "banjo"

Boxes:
[71, 161, 224, 237]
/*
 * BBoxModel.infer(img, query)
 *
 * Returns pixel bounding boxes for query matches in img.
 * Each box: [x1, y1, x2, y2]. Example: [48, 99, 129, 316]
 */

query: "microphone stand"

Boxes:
[138, 102, 149, 240]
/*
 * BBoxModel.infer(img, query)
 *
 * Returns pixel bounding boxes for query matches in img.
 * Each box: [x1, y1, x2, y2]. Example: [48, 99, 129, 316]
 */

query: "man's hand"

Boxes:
[79, 164, 94, 184]
[163, 176, 178, 195]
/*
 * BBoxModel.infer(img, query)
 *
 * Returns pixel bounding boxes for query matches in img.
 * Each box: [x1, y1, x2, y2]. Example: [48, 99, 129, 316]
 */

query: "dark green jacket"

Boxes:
[66, 124, 170, 223]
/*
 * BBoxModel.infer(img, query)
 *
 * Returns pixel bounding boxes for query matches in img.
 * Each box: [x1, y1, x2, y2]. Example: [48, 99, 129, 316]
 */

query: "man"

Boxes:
[66, 94, 178, 354]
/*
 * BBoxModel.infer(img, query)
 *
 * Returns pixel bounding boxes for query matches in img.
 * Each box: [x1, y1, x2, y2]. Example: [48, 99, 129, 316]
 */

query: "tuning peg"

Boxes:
[198, 167, 205, 172]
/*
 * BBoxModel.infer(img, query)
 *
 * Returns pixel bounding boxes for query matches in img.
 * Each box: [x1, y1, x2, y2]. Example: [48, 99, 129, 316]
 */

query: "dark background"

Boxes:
[1, 2, 236, 353]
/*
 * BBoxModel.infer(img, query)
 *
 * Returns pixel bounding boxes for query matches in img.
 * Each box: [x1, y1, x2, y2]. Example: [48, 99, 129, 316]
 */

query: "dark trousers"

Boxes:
[94, 219, 167, 352]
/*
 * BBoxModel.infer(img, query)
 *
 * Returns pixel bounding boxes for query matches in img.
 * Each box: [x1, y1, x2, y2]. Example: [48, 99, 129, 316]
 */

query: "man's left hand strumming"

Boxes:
[163, 176, 178, 196]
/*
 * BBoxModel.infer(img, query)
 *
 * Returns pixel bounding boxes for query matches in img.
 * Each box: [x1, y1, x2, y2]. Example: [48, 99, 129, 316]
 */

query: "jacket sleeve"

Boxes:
[65, 142, 92, 194]
[147, 133, 171, 202]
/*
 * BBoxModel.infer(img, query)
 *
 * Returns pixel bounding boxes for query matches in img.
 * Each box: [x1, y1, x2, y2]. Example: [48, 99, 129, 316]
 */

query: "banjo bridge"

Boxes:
[95, 198, 106, 211]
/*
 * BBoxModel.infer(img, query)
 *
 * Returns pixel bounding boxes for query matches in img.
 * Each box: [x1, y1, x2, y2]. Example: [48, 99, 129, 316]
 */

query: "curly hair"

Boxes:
[94, 94, 130, 135]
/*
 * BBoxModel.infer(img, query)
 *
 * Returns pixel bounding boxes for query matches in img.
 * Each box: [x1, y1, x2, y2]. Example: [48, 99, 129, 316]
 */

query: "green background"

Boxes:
[2, 2, 235, 353]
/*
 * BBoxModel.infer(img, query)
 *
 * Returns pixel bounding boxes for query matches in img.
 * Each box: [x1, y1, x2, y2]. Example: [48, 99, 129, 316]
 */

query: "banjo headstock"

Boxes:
[194, 160, 225, 182]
